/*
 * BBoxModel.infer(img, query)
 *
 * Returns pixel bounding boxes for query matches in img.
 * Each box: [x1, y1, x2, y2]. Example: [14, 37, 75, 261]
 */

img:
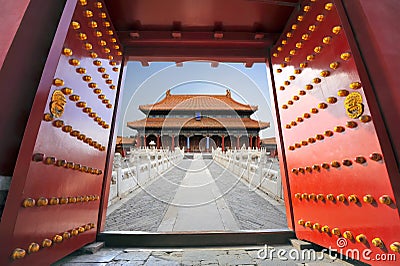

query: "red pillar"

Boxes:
[221, 135, 225, 152]
[171, 135, 175, 151]
[257, 136, 260, 149]
[156, 135, 160, 149]
[186, 135, 190, 152]
[249, 135, 253, 148]
[136, 135, 141, 147]
[236, 135, 240, 149]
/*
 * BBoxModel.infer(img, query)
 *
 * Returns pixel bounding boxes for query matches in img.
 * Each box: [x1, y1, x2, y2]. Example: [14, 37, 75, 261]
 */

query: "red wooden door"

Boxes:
[268, 0, 399, 265]
[0, 0, 123, 264]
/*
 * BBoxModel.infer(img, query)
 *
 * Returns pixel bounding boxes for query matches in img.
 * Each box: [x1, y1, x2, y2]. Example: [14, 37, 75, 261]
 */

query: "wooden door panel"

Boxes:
[269, 0, 399, 264]
[0, 0, 123, 265]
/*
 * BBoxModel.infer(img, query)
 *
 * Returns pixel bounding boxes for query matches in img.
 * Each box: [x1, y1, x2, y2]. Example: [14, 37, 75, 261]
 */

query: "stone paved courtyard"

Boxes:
[105, 158, 287, 232]
[105, 160, 191, 231]
[208, 160, 287, 230]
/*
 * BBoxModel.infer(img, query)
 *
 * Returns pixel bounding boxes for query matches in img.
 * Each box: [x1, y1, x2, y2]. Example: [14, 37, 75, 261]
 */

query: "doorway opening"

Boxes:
[104, 61, 288, 234]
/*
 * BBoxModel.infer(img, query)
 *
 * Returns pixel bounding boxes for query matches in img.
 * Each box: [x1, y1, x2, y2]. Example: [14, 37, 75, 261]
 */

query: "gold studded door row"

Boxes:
[268, 0, 399, 265]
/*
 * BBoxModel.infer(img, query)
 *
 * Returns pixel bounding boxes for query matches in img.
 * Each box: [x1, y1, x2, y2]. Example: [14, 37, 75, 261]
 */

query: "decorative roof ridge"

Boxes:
[139, 90, 258, 112]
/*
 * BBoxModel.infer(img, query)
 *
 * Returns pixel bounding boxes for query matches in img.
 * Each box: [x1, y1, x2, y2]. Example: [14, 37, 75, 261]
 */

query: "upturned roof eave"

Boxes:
[126, 118, 270, 130]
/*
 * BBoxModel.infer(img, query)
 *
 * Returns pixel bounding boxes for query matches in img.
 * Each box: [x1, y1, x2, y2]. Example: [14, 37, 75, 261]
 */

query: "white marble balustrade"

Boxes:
[212, 147, 283, 200]
[108, 147, 184, 206]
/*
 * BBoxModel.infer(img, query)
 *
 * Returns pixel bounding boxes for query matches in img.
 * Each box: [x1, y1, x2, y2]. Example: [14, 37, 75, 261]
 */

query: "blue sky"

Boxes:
[117, 61, 276, 138]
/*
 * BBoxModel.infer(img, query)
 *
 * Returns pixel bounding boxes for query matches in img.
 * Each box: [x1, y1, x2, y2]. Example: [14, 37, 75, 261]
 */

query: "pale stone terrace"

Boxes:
[105, 160, 191, 231]
[60, 157, 364, 266]
[105, 157, 287, 232]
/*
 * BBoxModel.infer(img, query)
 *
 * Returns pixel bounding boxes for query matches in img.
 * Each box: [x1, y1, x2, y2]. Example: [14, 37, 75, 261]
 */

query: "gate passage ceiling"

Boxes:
[104, 0, 300, 64]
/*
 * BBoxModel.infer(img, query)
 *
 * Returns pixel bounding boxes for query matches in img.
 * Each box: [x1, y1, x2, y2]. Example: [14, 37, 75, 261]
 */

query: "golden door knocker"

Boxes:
[344, 92, 364, 119]
[50, 90, 66, 118]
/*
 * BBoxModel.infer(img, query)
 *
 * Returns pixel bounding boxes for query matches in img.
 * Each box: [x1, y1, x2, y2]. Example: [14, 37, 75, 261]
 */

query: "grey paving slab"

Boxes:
[148, 250, 184, 261]
[55, 246, 362, 266]
[105, 160, 191, 231]
[113, 251, 151, 261]
[159, 158, 239, 231]
[207, 160, 288, 230]
[145, 255, 180, 265]
[247, 250, 262, 260]
[290, 239, 315, 250]
[200, 260, 219, 265]
[216, 253, 256, 265]
[181, 249, 227, 262]
[82, 242, 105, 254]
[62, 250, 123, 263]
[106, 262, 144, 266]
[181, 261, 201, 266]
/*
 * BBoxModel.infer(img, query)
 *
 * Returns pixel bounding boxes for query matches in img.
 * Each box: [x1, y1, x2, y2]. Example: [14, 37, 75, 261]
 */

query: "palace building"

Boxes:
[127, 90, 269, 152]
